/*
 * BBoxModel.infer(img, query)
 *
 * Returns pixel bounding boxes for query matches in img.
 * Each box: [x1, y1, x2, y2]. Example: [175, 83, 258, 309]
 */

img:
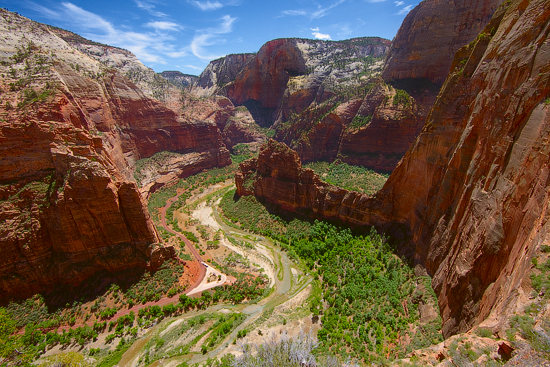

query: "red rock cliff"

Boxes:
[382, 0, 503, 85]
[0, 9, 235, 301]
[236, 0, 550, 338]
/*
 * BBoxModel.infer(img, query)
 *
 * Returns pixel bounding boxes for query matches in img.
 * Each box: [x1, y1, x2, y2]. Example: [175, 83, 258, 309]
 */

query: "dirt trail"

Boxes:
[159, 192, 206, 294]
[116, 184, 312, 366]
[33, 190, 213, 336]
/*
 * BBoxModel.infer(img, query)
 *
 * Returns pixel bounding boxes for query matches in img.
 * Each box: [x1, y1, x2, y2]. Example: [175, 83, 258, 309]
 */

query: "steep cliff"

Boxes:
[48, 25, 181, 104]
[235, 140, 373, 221]
[236, 0, 550, 338]
[195, 5, 504, 171]
[378, 0, 550, 337]
[0, 9, 234, 300]
[382, 0, 503, 85]
[160, 71, 198, 90]
[190, 53, 255, 98]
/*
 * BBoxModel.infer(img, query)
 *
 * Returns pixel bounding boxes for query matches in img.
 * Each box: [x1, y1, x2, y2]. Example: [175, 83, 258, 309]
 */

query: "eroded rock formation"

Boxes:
[191, 53, 255, 98]
[382, 0, 503, 85]
[236, 0, 550, 338]
[0, 9, 234, 300]
[194, 3, 503, 171]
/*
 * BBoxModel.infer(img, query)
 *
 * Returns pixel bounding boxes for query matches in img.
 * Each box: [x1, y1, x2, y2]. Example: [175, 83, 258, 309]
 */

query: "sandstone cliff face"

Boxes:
[0, 9, 236, 300]
[192, 37, 390, 127]
[236, 0, 550, 338]
[276, 80, 424, 172]
[49, 26, 182, 103]
[235, 140, 372, 220]
[191, 53, 255, 98]
[378, 0, 550, 337]
[382, 0, 503, 85]
[160, 71, 198, 90]
[195, 16, 505, 172]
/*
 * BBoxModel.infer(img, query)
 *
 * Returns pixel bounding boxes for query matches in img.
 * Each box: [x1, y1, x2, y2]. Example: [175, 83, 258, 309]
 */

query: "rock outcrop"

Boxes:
[48, 25, 180, 103]
[191, 53, 255, 98]
[195, 9, 504, 172]
[236, 140, 372, 220]
[236, 0, 550, 338]
[382, 0, 503, 85]
[160, 71, 198, 90]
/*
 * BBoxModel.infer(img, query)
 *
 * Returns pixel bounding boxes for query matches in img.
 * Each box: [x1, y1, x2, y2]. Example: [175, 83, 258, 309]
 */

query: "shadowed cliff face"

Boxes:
[236, 0, 550, 337]
[382, 0, 503, 85]
[380, 0, 550, 336]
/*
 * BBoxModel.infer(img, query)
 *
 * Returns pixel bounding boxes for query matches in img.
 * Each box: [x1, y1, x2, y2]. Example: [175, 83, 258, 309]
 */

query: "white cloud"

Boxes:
[311, 27, 319, 32]
[394, 1, 404, 6]
[167, 50, 187, 58]
[185, 64, 204, 70]
[312, 31, 331, 40]
[135, 0, 167, 17]
[145, 21, 181, 32]
[188, 0, 223, 11]
[398, 4, 413, 14]
[61, 2, 116, 33]
[27, 2, 190, 65]
[281, 10, 308, 17]
[190, 15, 236, 60]
[281, 0, 346, 20]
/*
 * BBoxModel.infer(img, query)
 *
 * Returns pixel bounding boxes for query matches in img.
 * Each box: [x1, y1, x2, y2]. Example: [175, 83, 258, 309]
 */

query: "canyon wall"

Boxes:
[236, 0, 550, 337]
[382, 0, 502, 85]
[0, 9, 232, 301]
[194, 3, 502, 172]
[191, 53, 255, 98]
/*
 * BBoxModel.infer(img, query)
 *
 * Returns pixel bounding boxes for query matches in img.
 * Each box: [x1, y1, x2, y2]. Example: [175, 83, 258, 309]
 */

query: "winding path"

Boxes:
[159, 192, 206, 294]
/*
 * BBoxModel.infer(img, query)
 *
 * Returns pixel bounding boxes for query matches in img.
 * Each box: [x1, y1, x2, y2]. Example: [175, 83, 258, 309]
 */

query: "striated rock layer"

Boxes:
[382, 0, 502, 85]
[0, 9, 234, 301]
[237, 0, 550, 338]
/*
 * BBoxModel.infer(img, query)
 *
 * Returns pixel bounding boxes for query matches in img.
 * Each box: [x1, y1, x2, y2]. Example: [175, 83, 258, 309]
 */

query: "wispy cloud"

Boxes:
[188, 0, 223, 11]
[145, 21, 181, 32]
[25, 2, 189, 64]
[333, 23, 353, 37]
[394, 1, 404, 6]
[397, 4, 413, 14]
[135, 0, 167, 17]
[280, 0, 346, 20]
[185, 64, 204, 71]
[61, 2, 116, 33]
[190, 15, 236, 60]
[187, 0, 241, 11]
[281, 10, 308, 17]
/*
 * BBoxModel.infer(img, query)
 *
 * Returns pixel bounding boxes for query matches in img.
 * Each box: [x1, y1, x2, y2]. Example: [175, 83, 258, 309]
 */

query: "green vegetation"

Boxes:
[38, 352, 91, 367]
[348, 114, 372, 130]
[220, 191, 311, 250]
[138, 312, 245, 365]
[392, 89, 411, 107]
[220, 193, 442, 363]
[304, 160, 388, 195]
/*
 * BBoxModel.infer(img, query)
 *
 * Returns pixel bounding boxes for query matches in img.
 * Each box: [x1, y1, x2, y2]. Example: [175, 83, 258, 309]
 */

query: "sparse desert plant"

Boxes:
[233, 331, 354, 367]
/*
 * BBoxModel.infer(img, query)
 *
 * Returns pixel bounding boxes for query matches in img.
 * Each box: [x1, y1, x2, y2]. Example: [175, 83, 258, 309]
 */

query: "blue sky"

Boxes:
[3, 0, 417, 75]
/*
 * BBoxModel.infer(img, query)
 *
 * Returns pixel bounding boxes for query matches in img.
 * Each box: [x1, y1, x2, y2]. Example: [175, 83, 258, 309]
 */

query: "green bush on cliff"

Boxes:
[392, 89, 411, 107]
